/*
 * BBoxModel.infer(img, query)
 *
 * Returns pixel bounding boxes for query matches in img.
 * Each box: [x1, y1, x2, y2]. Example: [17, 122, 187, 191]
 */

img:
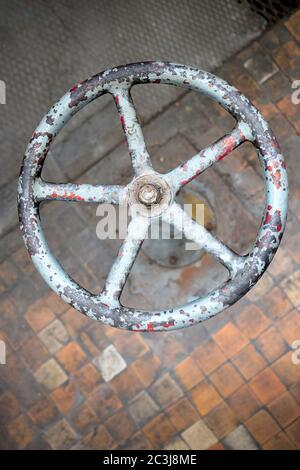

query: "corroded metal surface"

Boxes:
[18, 62, 288, 331]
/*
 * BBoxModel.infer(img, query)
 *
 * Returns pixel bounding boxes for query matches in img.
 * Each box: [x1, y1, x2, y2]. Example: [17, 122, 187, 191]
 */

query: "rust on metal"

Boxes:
[18, 62, 288, 331]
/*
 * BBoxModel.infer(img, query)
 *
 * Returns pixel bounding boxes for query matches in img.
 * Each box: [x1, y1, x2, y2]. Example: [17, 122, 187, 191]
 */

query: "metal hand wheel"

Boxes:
[18, 62, 288, 331]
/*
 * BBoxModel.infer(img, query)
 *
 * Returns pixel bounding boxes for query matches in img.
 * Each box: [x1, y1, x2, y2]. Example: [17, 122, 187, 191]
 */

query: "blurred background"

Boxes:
[0, 0, 300, 450]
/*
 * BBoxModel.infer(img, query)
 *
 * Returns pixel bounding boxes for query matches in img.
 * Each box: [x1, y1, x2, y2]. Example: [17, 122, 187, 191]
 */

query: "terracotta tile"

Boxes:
[281, 270, 300, 307]
[227, 384, 262, 421]
[255, 326, 288, 362]
[208, 443, 225, 450]
[44, 291, 69, 316]
[113, 333, 149, 363]
[34, 358, 68, 391]
[143, 413, 177, 448]
[84, 427, 113, 450]
[260, 286, 293, 319]
[0, 300, 32, 349]
[79, 331, 100, 356]
[7, 370, 42, 409]
[273, 41, 300, 81]
[74, 363, 102, 396]
[285, 10, 300, 41]
[72, 403, 98, 433]
[128, 391, 159, 427]
[89, 383, 122, 420]
[28, 397, 59, 426]
[235, 304, 270, 339]
[7, 414, 35, 449]
[0, 391, 20, 421]
[267, 246, 298, 283]
[121, 431, 153, 450]
[181, 419, 218, 450]
[111, 366, 143, 403]
[0, 279, 5, 294]
[166, 398, 199, 432]
[56, 341, 87, 373]
[105, 409, 136, 445]
[155, 335, 186, 369]
[286, 418, 300, 448]
[210, 363, 244, 398]
[278, 310, 300, 344]
[213, 323, 248, 358]
[12, 248, 35, 275]
[61, 308, 89, 337]
[93, 344, 126, 382]
[45, 419, 78, 450]
[278, 95, 300, 134]
[174, 356, 203, 390]
[250, 368, 286, 404]
[18, 335, 49, 372]
[84, 323, 110, 351]
[191, 380, 223, 416]
[232, 344, 267, 380]
[273, 352, 300, 386]
[132, 353, 161, 387]
[38, 319, 69, 354]
[246, 273, 274, 302]
[150, 373, 183, 407]
[205, 402, 238, 439]
[51, 382, 78, 415]
[268, 391, 300, 428]
[291, 382, 300, 405]
[192, 339, 226, 375]
[0, 258, 18, 287]
[26, 436, 52, 450]
[25, 298, 55, 332]
[223, 425, 258, 450]
[263, 431, 297, 450]
[246, 410, 280, 445]
[164, 437, 190, 450]
[0, 297, 15, 326]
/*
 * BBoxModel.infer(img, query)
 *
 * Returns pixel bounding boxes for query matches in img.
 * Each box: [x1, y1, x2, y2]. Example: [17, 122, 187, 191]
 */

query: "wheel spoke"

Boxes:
[33, 179, 125, 204]
[111, 86, 153, 175]
[99, 215, 150, 307]
[166, 121, 253, 192]
[163, 203, 244, 277]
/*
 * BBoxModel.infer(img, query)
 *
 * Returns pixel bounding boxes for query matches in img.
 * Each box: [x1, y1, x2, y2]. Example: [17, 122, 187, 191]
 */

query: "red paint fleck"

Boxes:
[115, 95, 119, 105]
[163, 321, 175, 328]
[274, 209, 282, 232]
[182, 163, 188, 172]
[51, 191, 84, 201]
[263, 211, 272, 225]
[180, 179, 189, 186]
[147, 322, 154, 331]
[120, 115, 126, 129]
[271, 138, 280, 149]
[216, 135, 236, 161]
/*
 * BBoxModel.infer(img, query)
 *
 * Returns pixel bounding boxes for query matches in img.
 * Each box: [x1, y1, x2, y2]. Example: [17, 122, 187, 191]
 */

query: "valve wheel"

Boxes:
[18, 62, 288, 331]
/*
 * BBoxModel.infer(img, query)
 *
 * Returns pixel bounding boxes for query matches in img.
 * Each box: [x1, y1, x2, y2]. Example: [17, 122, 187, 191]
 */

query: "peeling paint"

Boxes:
[18, 62, 288, 332]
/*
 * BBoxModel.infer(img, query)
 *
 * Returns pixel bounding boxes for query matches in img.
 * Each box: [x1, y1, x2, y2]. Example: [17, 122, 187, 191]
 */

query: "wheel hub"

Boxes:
[138, 183, 161, 206]
[128, 174, 173, 217]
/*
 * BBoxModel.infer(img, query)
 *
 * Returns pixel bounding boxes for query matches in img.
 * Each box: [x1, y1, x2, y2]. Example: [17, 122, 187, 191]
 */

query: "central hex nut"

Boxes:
[138, 184, 161, 206]
[128, 174, 173, 218]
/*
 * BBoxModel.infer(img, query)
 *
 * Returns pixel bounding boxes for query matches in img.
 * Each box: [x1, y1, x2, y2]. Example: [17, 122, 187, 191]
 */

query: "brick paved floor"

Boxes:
[1, 11, 300, 450]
